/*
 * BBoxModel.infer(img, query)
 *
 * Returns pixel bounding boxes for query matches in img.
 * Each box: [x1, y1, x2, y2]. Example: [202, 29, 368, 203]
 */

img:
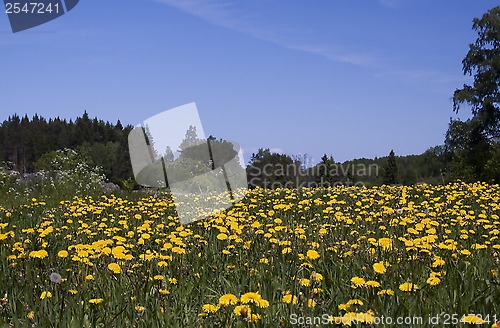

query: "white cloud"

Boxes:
[152, 0, 377, 67]
[153, 0, 460, 86]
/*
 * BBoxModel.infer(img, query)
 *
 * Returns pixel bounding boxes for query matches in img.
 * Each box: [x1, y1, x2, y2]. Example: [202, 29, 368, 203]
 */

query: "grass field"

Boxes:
[1, 182, 500, 327]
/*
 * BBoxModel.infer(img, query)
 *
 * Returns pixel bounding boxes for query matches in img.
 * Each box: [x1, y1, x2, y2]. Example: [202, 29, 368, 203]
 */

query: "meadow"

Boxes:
[1, 182, 500, 327]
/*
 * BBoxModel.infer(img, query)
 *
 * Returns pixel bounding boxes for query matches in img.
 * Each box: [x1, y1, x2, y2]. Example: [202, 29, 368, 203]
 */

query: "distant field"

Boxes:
[1, 182, 500, 327]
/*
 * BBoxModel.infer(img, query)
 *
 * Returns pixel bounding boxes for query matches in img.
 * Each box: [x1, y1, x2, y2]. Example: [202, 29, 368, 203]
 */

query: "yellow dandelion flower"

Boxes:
[378, 238, 393, 250]
[306, 249, 320, 260]
[29, 250, 48, 259]
[250, 313, 261, 322]
[40, 291, 52, 299]
[460, 249, 472, 256]
[89, 298, 104, 304]
[219, 293, 238, 306]
[365, 280, 381, 288]
[373, 261, 386, 274]
[338, 303, 350, 311]
[377, 289, 395, 296]
[57, 250, 69, 258]
[282, 293, 298, 304]
[310, 272, 323, 281]
[351, 277, 366, 288]
[202, 304, 219, 313]
[257, 298, 269, 308]
[240, 292, 262, 305]
[171, 247, 185, 254]
[461, 315, 485, 324]
[233, 305, 251, 318]
[299, 278, 311, 287]
[426, 277, 441, 286]
[217, 233, 228, 240]
[432, 257, 445, 267]
[347, 299, 363, 306]
[399, 282, 418, 292]
[108, 262, 121, 274]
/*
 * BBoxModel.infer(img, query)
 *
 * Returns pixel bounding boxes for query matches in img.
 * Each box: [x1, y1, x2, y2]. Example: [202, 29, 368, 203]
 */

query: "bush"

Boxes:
[34, 149, 106, 196]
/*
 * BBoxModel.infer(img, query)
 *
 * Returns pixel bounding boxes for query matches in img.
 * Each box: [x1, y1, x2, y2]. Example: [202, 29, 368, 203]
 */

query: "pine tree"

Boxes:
[383, 150, 398, 185]
[179, 125, 200, 152]
[163, 146, 175, 162]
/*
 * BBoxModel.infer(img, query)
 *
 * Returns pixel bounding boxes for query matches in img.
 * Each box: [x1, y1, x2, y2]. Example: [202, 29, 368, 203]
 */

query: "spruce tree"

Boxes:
[383, 150, 398, 185]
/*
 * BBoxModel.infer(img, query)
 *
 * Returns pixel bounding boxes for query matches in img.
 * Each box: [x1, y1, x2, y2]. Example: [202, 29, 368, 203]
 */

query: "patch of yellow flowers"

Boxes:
[0, 181, 499, 325]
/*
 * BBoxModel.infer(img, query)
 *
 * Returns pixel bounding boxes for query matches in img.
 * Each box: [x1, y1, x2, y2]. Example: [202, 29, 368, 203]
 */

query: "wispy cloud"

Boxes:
[375, 69, 468, 84]
[152, 0, 377, 67]
[153, 0, 462, 86]
[274, 42, 377, 67]
[153, 0, 235, 29]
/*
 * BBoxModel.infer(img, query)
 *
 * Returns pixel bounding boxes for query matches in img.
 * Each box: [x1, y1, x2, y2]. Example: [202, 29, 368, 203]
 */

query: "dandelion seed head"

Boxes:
[50, 272, 62, 284]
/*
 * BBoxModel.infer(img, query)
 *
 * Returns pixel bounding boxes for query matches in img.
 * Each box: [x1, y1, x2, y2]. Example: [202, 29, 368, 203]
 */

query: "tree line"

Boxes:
[0, 112, 133, 184]
[0, 110, 447, 188]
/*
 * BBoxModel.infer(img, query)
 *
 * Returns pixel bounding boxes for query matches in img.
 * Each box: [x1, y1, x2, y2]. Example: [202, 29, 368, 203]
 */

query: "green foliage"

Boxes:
[453, 6, 500, 140]
[444, 119, 491, 182]
[0, 113, 133, 184]
[35, 149, 87, 173]
[206, 137, 239, 170]
[246, 148, 301, 189]
[134, 131, 243, 193]
[34, 149, 106, 196]
[0, 164, 18, 194]
[78, 142, 121, 182]
[121, 177, 137, 192]
[483, 143, 500, 182]
[447, 6, 500, 183]
[318, 154, 337, 187]
[167, 140, 241, 193]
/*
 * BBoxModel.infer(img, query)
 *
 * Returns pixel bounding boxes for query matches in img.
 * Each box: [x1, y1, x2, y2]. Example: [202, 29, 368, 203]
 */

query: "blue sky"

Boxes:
[1, 0, 498, 163]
